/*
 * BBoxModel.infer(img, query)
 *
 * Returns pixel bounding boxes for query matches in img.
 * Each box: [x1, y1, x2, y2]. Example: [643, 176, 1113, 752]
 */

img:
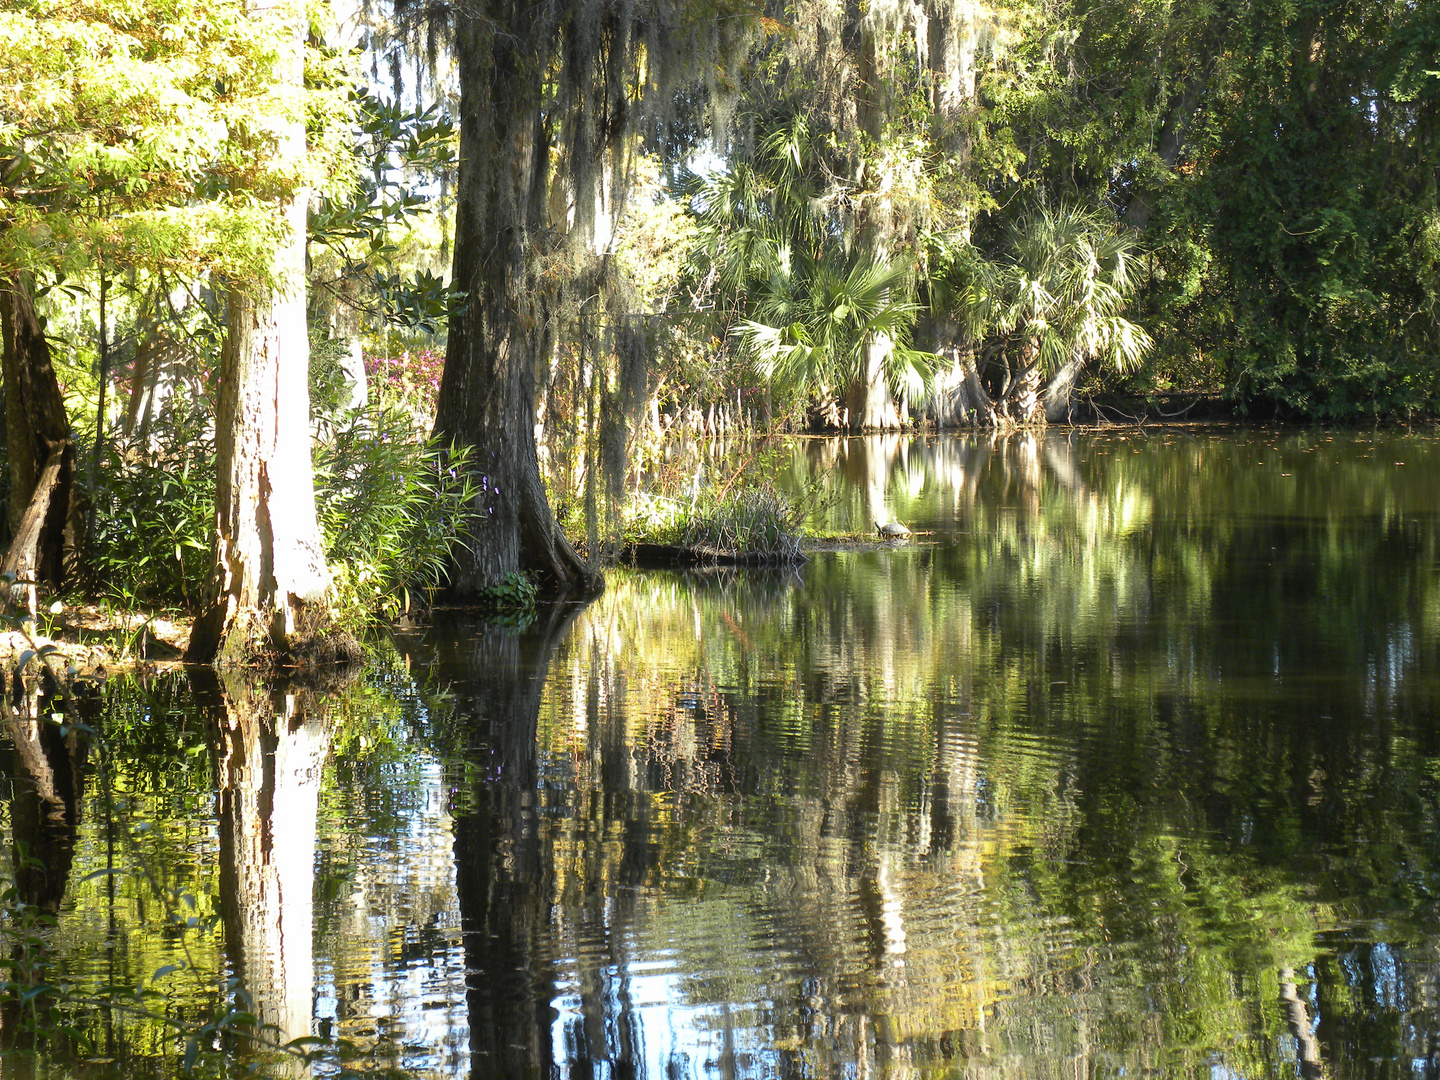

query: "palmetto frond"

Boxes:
[735, 252, 929, 395]
[949, 203, 1152, 375]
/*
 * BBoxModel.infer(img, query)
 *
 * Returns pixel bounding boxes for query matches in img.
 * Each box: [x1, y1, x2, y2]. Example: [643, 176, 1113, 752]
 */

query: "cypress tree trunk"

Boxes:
[1042, 355, 1089, 422]
[436, 6, 600, 600]
[920, 2, 990, 429]
[1, 273, 76, 616]
[187, 0, 335, 664]
[844, 336, 904, 431]
[848, 16, 907, 433]
[928, 340, 993, 427]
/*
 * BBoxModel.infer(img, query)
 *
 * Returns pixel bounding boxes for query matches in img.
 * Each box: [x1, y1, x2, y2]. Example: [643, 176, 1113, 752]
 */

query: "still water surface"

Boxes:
[8, 428, 1440, 1078]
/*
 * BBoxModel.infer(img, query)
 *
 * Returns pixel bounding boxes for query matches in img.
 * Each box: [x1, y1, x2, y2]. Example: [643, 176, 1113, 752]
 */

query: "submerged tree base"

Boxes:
[187, 604, 362, 672]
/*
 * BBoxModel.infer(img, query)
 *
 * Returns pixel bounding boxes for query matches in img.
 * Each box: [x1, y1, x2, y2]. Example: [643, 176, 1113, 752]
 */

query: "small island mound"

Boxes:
[620, 484, 806, 568]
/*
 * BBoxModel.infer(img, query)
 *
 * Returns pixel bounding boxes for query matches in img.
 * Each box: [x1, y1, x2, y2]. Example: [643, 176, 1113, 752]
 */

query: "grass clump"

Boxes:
[626, 480, 805, 563]
[682, 484, 804, 561]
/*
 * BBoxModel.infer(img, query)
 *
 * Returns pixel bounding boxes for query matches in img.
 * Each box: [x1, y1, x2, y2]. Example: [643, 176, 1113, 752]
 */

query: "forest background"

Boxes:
[1, 0, 1437, 661]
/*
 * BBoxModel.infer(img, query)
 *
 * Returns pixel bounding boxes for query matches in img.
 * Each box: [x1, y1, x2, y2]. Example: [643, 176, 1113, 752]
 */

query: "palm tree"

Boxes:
[735, 254, 933, 424]
[685, 115, 935, 428]
[942, 204, 1153, 426]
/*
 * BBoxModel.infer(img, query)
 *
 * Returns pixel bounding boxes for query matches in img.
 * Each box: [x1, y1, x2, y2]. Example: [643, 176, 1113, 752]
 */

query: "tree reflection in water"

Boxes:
[417, 604, 585, 1078]
[0, 671, 88, 1058]
[6, 432, 1440, 1078]
[199, 671, 330, 1067]
[413, 431, 1440, 1078]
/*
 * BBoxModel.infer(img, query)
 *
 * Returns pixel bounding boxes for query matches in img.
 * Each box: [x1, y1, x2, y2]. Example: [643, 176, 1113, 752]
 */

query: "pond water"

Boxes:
[8, 428, 1440, 1079]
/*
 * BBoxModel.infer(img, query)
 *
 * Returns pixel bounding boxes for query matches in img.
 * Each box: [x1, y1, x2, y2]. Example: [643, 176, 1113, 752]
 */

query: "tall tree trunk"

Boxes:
[1003, 359, 1047, 427]
[921, 309, 993, 427]
[125, 322, 180, 443]
[918, 1, 990, 428]
[844, 334, 904, 431]
[436, 8, 601, 600]
[843, 11, 909, 433]
[1, 274, 76, 616]
[187, 0, 334, 665]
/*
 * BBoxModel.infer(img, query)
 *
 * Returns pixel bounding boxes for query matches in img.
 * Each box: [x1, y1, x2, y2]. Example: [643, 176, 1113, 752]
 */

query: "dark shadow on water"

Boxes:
[405, 603, 590, 1079]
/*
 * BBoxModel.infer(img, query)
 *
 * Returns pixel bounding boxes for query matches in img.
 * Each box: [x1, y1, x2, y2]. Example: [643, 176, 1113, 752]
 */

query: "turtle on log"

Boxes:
[874, 520, 912, 540]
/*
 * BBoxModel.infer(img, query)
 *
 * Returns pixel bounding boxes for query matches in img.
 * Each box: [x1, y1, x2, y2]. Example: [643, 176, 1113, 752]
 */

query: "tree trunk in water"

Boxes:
[187, 0, 333, 665]
[203, 672, 328, 1065]
[436, 9, 600, 600]
[845, 22, 908, 433]
[928, 342, 993, 429]
[1010, 363, 1046, 426]
[843, 334, 904, 431]
[1, 274, 76, 616]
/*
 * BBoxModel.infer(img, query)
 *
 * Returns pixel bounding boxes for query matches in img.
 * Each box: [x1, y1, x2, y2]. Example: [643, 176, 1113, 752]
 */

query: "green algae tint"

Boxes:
[8, 428, 1440, 1079]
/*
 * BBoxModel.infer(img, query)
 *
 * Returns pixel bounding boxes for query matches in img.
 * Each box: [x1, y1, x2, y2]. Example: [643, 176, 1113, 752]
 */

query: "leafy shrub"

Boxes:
[364, 347, 444, 419]
[313, 404, 475, 621]
[309, 329, 358, 416]
[86, 401, 475, 625]
[86, 406, 215, 608]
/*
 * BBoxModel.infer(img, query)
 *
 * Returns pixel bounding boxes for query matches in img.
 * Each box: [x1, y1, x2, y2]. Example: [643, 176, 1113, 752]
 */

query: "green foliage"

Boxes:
[476, 572, 539, 614]
[84, 397, 476, 625]
[364, 346, 445, 417]
[946, 203, 1152, 377]
[684, 115, 935, 413]
[309, 88, 461, 336]
[1188, 0, 1440, 418]
[313, 406, 476, 621]
[86, 406, 215, 609]
[309, 329, 355, 416]
[0, 0, 357, 284]
[737, 256, 935, 403]
[985, 0, 1440, 418]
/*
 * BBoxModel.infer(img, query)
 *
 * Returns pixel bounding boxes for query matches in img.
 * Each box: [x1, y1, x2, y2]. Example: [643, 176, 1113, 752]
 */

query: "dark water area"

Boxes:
[8, 428, 1440, 1078]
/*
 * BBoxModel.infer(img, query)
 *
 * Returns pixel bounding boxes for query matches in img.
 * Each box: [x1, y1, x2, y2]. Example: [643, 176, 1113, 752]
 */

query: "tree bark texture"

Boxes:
[844, 334, 905, 431]
[926, 334, 993, 429]
[187, 0, 331, 664]
[1042, 355, 1089, 422]
[436, 7, 601, 600]
[1, 274, 76, 615]
[846, 18, 910, 432]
